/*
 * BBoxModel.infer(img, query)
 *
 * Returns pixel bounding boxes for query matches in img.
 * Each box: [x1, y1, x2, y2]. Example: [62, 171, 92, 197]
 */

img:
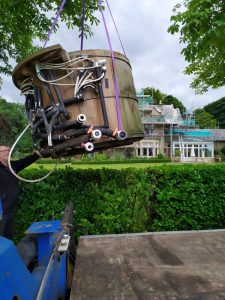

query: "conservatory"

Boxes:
[172, 140, 214, 162]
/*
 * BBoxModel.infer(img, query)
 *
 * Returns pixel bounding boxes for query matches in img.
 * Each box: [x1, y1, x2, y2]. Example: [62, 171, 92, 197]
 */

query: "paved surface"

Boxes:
[70, 230, 225, 299]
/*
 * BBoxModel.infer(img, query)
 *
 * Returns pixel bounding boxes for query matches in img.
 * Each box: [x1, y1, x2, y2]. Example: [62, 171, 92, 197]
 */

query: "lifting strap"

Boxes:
[43, 0, 67, 48]
[98, 0, 122, 130]
[105, 0, 126, 57]
[80, 0, 86, 50]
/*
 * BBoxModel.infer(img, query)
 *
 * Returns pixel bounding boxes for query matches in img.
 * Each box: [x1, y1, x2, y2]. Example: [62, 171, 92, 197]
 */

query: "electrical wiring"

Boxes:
[8, 124, 59, 183]
[35, 57, 106, 98]
[20, 78, 35, 95]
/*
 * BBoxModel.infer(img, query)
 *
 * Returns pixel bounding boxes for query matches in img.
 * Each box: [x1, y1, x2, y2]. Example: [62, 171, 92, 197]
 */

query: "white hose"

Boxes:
[20, 78, 35, 95]
[8, 124, 58, 183]
[35, 57, 105, 92]
[38, 56, 94, 69]
[36, 57, 96, 84]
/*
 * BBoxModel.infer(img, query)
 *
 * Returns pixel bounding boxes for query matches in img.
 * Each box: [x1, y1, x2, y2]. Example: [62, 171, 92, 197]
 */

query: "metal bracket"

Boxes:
[58, 234, 71, 252]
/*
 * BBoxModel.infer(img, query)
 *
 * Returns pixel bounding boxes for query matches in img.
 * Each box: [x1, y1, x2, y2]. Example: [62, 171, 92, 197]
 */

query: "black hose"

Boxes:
[48, 70, 70, 119]
[95, 67, 109, 128]
[37, 128, 88, 142]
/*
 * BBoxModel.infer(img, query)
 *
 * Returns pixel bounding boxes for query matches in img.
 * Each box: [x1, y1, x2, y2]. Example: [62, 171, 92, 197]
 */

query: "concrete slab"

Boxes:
[70, 230, 225, 299]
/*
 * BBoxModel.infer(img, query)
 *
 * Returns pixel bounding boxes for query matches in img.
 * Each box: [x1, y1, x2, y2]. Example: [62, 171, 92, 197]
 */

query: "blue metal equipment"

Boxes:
[0, 202, 75, 300]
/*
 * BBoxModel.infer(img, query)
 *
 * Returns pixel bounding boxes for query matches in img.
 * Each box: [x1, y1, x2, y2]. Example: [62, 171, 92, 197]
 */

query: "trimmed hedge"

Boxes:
[15, 164, 225, 242]
[36, 158, 171, 164]
[71, 158, 171, 164]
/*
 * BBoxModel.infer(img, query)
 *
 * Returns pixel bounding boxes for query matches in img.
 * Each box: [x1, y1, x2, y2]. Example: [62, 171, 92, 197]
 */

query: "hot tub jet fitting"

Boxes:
[91, 129, 102, 141]
[116, 130, 127, 141]
[76, 114, 86, 125]
[83, 142, 94, 152]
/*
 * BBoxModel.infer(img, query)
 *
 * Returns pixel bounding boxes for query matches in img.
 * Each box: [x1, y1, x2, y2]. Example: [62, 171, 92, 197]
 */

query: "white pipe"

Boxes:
[83, 142, 94, 152]
[77, 114, 86, 124]
[91, 129, 102, 140]
[116, 130, 127, 141]
[8, 124, 58, 183]
[36, 253, 55, 300]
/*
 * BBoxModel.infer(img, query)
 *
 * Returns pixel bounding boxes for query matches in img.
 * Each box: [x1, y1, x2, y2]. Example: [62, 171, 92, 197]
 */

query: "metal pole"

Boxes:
[36, 254, 55, 300]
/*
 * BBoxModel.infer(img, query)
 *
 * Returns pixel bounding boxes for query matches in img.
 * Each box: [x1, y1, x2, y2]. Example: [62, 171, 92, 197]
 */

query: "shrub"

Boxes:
[14, 165, 225, 243]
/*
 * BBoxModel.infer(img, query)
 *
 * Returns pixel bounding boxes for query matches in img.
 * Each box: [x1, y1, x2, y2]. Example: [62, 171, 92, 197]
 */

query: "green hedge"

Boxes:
[15, 164, 225, 242]
[36, 158, 171, 164]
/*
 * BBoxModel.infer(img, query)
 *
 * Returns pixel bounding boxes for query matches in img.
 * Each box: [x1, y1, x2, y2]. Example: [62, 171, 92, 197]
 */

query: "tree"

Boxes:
[204, 97, 225, 128]
[0, 98, 33, 153]
[0, 0, 99, 75]
[164, 95, 185, 113]
[194, 108, 217, 129]
[143, 87, 186, 112]
[143, 87, 166, 104]
[168, 0, 225, 93]
[0, 113, 12, 144]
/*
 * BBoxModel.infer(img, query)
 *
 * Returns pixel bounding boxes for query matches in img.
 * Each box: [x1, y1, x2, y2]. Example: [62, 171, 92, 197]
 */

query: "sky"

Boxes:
[1, 0, 225, 111]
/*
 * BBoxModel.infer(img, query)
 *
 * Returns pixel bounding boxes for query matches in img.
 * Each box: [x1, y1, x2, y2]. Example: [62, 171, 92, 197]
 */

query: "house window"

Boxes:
[194, 148, 198, 157]
[149, 148, 153, 156]
[205, 148, 212, 157]
[136, 141, 159, 157]
[173, 141, 214, 158]
[143, 148, 148, 156]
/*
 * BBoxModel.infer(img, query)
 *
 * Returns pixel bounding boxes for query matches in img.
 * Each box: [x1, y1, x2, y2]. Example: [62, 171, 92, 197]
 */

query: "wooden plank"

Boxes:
[70, 230, 225, 299]
[12, 44, 65, 88]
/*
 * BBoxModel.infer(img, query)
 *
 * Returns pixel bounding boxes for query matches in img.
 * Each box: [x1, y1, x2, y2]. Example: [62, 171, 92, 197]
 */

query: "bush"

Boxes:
[109, 152, 126, 161]
[157, 153, 165, 159]
[36, 158, 72, 164]
[219, 146, 225, 161]
[174, 149, 181, 157]
[15, 164, 225, 243]
[92, 153, 108, 161]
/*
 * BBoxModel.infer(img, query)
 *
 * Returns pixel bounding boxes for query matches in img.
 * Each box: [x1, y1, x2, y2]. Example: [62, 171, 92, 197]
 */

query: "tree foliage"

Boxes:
[194, 108, 217, 129]
[164, 95, 185, 113]
[168, 0, 225, 93]
[0, 0, 99, 75]
[0, 98, 32, 153]
[0, 113, 12, 144]
[144, 87, 186, 112]
[143, 87, 166, 104]
[204, 97, 225, 128]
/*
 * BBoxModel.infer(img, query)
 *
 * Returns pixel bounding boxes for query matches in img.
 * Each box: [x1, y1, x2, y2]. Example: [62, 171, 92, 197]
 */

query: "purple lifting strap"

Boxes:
[105, 0, 126, 57]
[43, 0, 67, 48]
[98, 0, 123, 130]
[80, 0, 86, 50]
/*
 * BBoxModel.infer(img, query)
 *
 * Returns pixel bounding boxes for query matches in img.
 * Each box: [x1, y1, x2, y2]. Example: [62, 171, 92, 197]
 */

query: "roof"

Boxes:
[173, 130, 213, 137]
[175, 129, 225, 141]
[147, 105, 183, 123]
[202, 129, 225, 141]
